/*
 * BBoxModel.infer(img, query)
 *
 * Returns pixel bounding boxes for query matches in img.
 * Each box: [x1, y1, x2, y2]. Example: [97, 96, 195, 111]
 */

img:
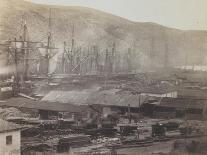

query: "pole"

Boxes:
[128, 104, 131, 124]
[138, 93, 141, 114]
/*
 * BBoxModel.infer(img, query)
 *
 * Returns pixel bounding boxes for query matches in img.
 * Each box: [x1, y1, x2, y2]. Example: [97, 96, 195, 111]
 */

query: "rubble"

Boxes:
[0, 107, 31, 120]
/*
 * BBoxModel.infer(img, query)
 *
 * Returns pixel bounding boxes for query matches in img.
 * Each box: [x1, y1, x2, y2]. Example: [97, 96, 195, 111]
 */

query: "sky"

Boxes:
[29, 0, 207, 30]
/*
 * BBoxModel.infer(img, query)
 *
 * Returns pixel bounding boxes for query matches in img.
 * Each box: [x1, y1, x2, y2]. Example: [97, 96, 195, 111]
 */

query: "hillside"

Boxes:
[0, 0, 207, 70]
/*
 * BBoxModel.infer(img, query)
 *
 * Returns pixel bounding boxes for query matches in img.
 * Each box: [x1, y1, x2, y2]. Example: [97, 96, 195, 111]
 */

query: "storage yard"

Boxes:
[1, 70, 207, 155]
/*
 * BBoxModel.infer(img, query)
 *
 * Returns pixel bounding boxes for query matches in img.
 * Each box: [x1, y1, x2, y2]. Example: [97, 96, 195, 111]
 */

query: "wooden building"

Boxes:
[142, 97, 207, 120]
[0, 119, 22, 155]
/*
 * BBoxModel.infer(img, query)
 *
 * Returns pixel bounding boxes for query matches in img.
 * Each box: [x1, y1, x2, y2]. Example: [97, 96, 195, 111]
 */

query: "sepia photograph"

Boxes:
[0, 0, 207, 154]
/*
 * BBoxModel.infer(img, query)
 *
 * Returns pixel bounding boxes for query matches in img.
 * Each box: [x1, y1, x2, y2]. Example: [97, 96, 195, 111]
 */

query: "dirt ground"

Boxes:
[117, 140, 174, 155]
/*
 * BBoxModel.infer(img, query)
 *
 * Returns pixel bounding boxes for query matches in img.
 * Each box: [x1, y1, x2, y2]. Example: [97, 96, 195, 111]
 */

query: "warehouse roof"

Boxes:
[41, 90, 94, 104]
[87, 89, 157, 107]
[0, 97, 88, 112]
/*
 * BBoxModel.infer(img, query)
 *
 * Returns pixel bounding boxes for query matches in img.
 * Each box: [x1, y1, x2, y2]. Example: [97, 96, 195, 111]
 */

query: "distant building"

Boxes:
[175, 65, 207, 72]
[0, 81, 13, 99]
[141, 91, 177, 98]
[0, 119, 22, 155]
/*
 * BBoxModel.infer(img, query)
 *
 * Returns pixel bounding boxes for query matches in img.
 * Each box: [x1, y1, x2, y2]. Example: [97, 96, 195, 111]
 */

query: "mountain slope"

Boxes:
[0, 0, 207, 70]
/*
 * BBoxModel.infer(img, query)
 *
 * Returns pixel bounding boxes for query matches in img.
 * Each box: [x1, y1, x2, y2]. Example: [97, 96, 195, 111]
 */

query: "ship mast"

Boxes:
[45, 8, 52, 75]
[14, 37, 20, 96]
[39, 8, 57, 76]
[22, 20, 29, 80]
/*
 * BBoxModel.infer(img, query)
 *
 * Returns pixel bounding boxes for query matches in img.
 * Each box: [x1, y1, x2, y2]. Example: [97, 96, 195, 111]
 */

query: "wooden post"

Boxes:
[128, 104, 131, 124]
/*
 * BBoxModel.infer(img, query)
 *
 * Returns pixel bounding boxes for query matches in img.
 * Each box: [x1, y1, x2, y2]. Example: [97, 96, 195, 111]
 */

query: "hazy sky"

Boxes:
[28, 0, 207, 30]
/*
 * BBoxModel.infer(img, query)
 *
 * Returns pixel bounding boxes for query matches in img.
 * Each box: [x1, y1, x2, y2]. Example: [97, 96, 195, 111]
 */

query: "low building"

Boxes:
[178, 89, 207, 99]
[41, 89, 155, 118]
[0, 97, 90, 121]
[0, 119, 22, 155]
[89, 89, 141, 115]
[175, 65, 207, 71]
[143, 97, 207, 120]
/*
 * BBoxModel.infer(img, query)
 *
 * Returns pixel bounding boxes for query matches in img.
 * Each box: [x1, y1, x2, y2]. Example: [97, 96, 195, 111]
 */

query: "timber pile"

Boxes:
[59, 134, 91, 147]
[22, 134, 92, 154]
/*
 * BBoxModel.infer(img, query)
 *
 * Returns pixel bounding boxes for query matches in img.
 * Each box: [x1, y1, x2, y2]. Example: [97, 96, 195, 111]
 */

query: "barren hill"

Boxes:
[1, 0, 207, 70]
